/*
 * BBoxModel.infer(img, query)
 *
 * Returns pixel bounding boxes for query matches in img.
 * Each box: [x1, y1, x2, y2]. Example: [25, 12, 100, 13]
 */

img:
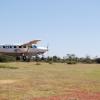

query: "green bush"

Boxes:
[95, 58, 100, 64]
[66, 61, 77, 64]
[0, 55, 16, 62]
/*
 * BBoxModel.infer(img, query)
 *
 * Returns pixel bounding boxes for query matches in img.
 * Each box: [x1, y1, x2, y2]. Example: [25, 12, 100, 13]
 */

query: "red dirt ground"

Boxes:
[31, 90, 100, 100]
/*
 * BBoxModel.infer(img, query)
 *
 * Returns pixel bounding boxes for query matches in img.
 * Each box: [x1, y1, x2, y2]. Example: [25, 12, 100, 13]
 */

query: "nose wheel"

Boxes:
[41, 54, 45, 60]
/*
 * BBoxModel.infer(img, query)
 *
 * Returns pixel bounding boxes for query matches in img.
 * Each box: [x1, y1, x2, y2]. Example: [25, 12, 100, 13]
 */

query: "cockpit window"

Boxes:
[32, 45, 37, 48]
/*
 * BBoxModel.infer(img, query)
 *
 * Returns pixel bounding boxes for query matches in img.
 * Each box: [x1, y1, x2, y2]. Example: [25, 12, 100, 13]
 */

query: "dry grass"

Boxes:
[0, 62, 100, 100]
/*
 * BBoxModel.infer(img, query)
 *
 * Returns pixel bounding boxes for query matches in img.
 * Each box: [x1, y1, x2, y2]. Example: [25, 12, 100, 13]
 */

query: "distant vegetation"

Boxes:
[0, 54, 100, 64]
[31, 54, 100, 64]
[33, 54, 100, 64]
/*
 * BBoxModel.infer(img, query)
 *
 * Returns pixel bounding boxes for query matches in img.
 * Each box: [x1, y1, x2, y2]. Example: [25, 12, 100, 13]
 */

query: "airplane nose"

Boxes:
[43, 47, 48, 51]
[45, 48, 48, 51]
[37, 47, 48, 51]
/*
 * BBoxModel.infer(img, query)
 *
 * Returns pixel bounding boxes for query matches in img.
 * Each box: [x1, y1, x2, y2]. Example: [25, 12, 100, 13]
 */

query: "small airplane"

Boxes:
[0, 40, 48, 61]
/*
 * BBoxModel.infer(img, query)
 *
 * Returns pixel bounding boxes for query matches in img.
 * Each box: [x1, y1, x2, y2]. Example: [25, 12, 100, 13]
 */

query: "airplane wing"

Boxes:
[21, 40, 41, 46]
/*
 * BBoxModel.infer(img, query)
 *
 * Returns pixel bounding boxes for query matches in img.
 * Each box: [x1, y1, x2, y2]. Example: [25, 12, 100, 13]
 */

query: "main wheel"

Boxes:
[22, 56, 31, 62]
[22, 56, 27, 61]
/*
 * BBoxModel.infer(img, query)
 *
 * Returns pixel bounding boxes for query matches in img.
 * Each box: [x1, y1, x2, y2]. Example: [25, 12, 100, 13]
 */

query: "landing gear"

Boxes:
[42, 54, 45, 60]
[16, 55, 31, 62]
[22, 56, 31, 62]
[22, 56, 26, 61]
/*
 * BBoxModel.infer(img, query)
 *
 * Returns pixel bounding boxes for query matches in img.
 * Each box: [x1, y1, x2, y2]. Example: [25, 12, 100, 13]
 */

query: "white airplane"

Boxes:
[0, 40, 48, 61]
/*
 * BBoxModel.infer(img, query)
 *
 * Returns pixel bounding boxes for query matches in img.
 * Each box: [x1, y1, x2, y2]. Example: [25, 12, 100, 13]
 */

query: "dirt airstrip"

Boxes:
[0, 80, 18, 84]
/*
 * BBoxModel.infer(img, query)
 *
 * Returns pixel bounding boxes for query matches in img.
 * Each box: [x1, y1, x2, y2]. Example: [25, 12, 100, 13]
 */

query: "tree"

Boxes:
[65, 54, 78, 64]
[95, 58, 100, 64]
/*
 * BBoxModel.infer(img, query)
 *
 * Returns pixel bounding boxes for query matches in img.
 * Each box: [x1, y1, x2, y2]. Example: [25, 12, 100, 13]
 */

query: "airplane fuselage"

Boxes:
[0, 45, 47, 56]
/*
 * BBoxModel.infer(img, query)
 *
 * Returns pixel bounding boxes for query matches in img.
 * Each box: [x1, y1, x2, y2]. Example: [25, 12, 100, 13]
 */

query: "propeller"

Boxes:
[46, 43, 50, 58]
[47, 43, 49, 51]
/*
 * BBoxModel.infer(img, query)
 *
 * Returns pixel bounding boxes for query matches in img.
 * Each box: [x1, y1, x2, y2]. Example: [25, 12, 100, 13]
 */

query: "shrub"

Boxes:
[66, 61, 77, 64]
[95, 58, 100, 64]
[0, 55, 16, 62]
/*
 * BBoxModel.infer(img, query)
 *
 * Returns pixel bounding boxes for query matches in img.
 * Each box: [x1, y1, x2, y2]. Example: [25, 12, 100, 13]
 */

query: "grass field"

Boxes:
[0, 62, 100, 100]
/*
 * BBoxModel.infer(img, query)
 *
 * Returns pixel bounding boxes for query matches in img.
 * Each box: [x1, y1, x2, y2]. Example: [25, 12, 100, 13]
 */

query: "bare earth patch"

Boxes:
[31, 89, 100, 100]
[0, 80, 18, 84]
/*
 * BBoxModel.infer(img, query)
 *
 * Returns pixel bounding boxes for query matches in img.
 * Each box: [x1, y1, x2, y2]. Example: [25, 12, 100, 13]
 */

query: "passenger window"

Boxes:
[23, 46, 26, 48]
[3, 46, 5, 48]
[19, 46, 22, 48]
[14, 46, 16, 48]
[28, 46, 32, 48]
[10, 46, 12, 48]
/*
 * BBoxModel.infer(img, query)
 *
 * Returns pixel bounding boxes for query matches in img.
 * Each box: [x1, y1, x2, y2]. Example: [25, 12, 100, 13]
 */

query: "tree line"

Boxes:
[0, 54, 100, 64]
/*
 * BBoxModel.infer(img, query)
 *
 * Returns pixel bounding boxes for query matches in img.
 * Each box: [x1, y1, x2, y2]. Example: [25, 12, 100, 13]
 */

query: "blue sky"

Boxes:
[0, 0, 100, 57]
